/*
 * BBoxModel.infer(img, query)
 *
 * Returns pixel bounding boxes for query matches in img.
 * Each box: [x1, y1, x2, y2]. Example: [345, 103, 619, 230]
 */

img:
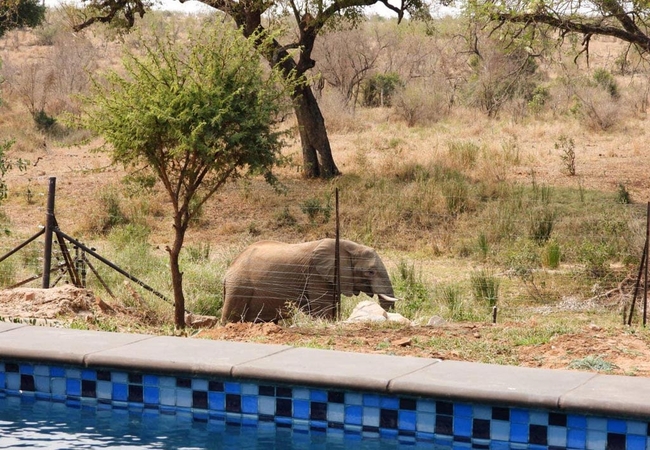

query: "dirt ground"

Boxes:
[1, 286, 649, 377]
[197, 321, 650, 377]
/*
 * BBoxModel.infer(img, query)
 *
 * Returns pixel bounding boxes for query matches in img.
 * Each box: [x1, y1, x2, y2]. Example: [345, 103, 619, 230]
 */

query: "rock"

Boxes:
[392, 337, 412, 347]
[426, 316, 446, 327]
[96, 296, 115, 314]
[386, 312, 411, 324]
[346, 300, 387, 323]
[184, 313, 219, 328]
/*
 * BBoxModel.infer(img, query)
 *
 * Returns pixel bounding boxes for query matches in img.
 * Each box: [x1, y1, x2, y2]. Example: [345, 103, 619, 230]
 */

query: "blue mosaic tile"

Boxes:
[1, 358, 649, 449]
[345, 404, 363, 425]
[586, 429, 607, 449]
[224, 381, 240, 394]
[177, 388, 193, 408]
[455, 403, 473, 418]
[362, 406, 380, 427]
[112, 382, 128, 402]
[345, 392, 362, 405]
[548, 424, 568, 447]
[398, 409, 416, 432]
[510, 422, 528, 443]
[66, 378, 81, 397]
[568, 428, 588, 448]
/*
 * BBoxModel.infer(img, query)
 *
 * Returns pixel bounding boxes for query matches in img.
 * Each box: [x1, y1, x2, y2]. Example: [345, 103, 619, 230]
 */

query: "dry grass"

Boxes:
[0, 13, 649, 341]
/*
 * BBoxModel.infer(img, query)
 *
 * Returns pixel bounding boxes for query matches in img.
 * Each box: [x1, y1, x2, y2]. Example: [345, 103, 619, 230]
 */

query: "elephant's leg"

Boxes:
[221, 285, 253, 323]
[307, 280, 336, 319]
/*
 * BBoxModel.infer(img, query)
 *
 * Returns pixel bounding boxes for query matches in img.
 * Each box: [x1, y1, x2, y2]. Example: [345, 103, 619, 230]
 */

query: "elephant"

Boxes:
[221, 239, 398, 324]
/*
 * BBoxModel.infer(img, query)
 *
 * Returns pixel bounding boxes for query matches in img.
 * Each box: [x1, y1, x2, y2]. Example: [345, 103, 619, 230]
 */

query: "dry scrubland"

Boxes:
[1, 10, 650, 375]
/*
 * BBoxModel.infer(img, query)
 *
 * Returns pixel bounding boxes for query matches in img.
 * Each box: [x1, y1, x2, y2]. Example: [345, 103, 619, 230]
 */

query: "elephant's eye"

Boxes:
[366, 269, 376, 277]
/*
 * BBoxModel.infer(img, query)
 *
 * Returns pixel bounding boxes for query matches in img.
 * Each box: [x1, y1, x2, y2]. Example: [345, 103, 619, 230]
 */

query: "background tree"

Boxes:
[82, 23, 289, 328]
[70, 0, 435, 179]
[474, 0, 650, 57]
[315, 25, 389, 110]
[0, 0, 45, 38]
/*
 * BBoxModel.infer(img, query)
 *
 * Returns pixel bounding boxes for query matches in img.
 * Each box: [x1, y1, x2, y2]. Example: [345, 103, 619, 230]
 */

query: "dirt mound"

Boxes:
[0, 285, 96, 323]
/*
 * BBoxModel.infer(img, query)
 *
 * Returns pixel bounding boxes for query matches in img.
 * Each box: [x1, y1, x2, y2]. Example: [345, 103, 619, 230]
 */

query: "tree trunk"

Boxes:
[292, 83, 340, 179]
[169, 220, 186, 329]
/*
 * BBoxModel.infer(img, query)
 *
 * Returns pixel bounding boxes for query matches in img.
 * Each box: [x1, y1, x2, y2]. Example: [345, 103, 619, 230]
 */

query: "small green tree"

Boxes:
[83, 23, 290, 328]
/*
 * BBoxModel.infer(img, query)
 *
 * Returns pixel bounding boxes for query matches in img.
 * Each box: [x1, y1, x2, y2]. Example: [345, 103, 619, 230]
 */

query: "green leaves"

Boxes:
[83, 21, 290, 225]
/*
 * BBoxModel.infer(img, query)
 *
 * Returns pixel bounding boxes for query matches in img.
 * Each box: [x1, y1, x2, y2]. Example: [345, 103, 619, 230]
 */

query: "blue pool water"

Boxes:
[0, 396, 442, 449]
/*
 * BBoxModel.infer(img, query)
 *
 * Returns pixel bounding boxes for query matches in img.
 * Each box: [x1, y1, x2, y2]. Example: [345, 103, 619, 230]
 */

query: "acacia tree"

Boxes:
[474, 0, 650, 58]
[70, 0, 433, 179]
[83, 24, 289, 328]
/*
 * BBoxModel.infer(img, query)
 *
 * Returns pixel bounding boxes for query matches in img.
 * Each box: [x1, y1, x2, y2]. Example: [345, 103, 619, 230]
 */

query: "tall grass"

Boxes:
[470, 269, 500, 308]
[392, 260, 432, 319]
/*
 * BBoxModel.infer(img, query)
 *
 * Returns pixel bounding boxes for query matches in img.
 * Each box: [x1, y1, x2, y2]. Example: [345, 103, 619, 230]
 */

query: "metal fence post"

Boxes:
[334, 188, 341, 320]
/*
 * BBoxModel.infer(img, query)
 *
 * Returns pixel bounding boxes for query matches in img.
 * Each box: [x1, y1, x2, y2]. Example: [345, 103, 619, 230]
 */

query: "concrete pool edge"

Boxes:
[0, 322, 648, 421]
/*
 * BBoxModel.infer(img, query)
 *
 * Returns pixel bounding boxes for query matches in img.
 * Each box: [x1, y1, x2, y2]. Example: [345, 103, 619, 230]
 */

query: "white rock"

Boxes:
[386, 312, 411, 324]
[346, 300, 388, 323]
[426, 315, 446, 327]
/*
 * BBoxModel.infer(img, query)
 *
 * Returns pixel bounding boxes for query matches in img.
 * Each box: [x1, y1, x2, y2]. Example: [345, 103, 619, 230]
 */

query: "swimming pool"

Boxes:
[0, 322, 649, 449]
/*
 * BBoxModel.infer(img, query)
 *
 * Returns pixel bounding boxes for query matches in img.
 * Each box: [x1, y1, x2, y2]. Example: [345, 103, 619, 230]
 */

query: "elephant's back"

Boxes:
[225, 240, 314, 278]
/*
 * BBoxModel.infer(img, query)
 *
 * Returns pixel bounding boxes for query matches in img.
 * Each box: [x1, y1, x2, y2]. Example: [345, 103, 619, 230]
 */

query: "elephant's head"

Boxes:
[313, 239, 399, 310]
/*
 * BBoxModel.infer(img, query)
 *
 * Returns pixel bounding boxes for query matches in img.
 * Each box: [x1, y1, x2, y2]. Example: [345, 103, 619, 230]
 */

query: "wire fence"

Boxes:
[0, 175, 647, 325]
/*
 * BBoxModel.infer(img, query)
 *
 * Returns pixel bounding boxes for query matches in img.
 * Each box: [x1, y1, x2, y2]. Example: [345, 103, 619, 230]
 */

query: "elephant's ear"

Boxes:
[312, 239, 336, 279]
[312, 239, 354, 296]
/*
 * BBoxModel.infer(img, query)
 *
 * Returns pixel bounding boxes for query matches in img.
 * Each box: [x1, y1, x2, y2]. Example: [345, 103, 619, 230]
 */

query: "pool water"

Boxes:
[0, 396, 444, 449]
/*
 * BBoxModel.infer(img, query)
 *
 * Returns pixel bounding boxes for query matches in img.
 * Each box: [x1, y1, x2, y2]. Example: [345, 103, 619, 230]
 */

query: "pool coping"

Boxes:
[0, 322, 647, 421]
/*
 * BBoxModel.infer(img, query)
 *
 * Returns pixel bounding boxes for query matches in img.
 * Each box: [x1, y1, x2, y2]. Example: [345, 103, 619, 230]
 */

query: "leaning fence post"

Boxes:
[627, 235, 647, 325]
[42, 177, 56, 288]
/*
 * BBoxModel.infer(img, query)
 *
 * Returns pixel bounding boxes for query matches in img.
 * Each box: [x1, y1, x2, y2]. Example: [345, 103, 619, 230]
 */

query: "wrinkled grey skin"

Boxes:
[221, 239, 398, 324]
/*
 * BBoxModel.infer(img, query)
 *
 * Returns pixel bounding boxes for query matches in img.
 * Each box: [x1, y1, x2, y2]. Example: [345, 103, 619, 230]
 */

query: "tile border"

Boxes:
[1, 322, 649, 447]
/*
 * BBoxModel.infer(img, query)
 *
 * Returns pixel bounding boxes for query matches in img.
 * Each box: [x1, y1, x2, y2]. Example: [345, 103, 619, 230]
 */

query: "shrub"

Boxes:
[393, 78, 450, 126]
[593, 69, 619, 99]
[527, 84, 551, 115]
[616, 183, 631, 204]
[33, 109, 56, 131]
[542, 241, 561, 269]
[470, 269, 500, 308]
[578, 242, 612, 278]
[568, 355, 616, 372]
[555, 135, 576, 176]
[98, 188, 129, 233]
[361, 72, 402, 107]
[529, 208, 556, 244]
[463, 41, 539, 118]
[300, 195, 332, 225]
[436, 282, 465, 321]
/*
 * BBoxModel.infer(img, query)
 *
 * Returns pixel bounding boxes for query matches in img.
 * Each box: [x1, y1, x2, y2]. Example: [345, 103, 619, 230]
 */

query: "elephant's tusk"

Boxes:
[378, 293, 400, 303]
